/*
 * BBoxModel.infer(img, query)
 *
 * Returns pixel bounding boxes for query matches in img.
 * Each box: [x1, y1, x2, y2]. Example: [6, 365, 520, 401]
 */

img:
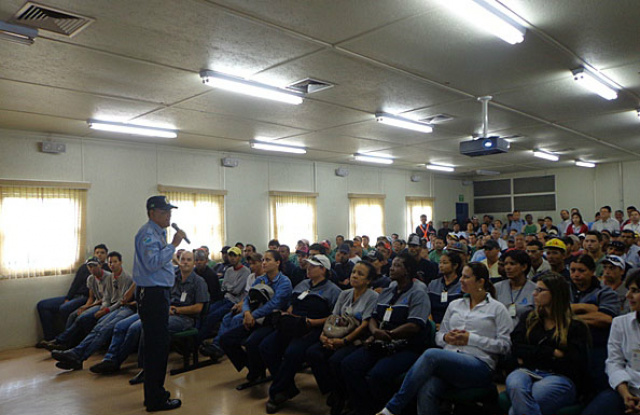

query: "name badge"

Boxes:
[441, 292, 448, 303]
[180, 292, 187, 302]
[508, 303, 517, 318]
[298, 290, 309, 300]
[383, 307, 393, 322]
[632, 349, 640, 371]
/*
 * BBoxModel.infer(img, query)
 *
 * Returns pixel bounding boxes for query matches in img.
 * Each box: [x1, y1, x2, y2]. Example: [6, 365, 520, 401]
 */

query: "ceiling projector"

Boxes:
[460, 136, 510, 157]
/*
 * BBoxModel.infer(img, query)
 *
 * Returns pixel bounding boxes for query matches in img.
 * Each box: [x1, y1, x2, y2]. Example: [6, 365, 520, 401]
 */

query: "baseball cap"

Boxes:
[305, 254, 331, 269]
[296, 246, 309, 255]
[85, 256, 100, 266]
[220, 245, 231, 253]
[544, 238, 567, 252]
[447, 233, 460, 241]
[146, 195, 177, 210]
[365, 250, 384, 262]
[227, 246, 242, 256]
[407, 234, 421, 246]
[483, 240, 501, 251]
[611, 230, 622, 237]
[609, 241, 626, 251]
[567, 235, 580, 245]
[448, 242, 468, 254]
[338, 243, 351, 254]
[376, 240, 391, 251]
[548, 229, 558, 236]
[602, 255, 625, 270]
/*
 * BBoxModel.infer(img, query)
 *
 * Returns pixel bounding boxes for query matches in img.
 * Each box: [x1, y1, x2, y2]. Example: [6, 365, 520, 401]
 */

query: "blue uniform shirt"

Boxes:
[243, 272, 293, 320]
[133, 219, 176, 287]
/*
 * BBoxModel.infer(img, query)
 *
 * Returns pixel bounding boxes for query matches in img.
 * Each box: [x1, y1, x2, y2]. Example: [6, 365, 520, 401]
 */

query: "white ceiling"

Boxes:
[0, 0, 639, 176]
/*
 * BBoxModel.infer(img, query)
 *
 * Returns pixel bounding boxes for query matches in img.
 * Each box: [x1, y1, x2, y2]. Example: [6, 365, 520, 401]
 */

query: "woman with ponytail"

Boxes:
[505, 272, 591, 415]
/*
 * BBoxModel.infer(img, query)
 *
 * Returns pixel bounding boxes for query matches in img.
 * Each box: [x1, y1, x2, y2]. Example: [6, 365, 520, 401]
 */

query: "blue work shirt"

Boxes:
[133, 219, 176, 287]
[243, 272, 293, 320]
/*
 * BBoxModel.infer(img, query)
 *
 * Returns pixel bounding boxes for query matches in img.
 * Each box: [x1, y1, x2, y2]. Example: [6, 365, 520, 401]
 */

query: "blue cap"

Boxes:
[146, 195, 177, 210]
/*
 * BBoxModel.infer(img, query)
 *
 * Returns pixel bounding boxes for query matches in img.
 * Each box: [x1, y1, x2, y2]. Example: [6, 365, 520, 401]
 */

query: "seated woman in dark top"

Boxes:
[306, 261, 379, 415]
[506, 272, 591, 415]
[427, 252, 463, 326]
[341, 253, 431, 415]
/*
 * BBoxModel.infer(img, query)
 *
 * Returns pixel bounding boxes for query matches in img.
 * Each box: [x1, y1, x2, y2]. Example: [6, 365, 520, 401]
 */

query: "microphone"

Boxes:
[171, 223, 191, 244]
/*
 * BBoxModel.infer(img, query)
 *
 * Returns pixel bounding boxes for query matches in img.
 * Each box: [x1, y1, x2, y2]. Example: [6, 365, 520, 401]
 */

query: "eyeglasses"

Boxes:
[533, 287, 550, 294]
[629, 288, 640, 294]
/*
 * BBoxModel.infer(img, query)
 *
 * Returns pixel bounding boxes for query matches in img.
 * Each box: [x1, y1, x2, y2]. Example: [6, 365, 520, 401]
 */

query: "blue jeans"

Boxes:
[582, 388, 626, 415]
[56, 305, 100, 345]
[198, 298, 234, 343]
[71, 307, 135, 361]
[37, 296, 86, 340]
[385, 348, 493, 415]
[103, 313, 141, 365]
[506, 369, 576, 415]
[210, 311, 243, 347]
[341, 346, 422, 415]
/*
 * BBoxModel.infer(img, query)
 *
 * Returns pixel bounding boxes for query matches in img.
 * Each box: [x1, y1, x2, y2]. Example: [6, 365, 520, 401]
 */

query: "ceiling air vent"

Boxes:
[422, 114, 454, 124]
[10, 2, 94, 37]
[287, 78, 334, 94]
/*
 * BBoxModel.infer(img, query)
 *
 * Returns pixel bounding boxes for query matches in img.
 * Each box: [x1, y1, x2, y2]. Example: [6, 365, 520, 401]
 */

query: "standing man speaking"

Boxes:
[134, 195, 185, 412]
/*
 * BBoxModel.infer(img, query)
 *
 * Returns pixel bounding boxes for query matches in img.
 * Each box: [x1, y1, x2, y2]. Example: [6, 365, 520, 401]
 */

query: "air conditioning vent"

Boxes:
[287, 78, 334, 94]
[10, 2, 94, 37]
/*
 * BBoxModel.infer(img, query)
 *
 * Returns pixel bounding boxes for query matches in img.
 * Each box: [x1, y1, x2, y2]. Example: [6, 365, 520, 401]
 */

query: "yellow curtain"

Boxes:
[349, 197, 385, 239]
[269, 194, 317, 248]
[406, 197, 434, 237]
[161, 191, 225, 259]
[0, 186, 86, 279]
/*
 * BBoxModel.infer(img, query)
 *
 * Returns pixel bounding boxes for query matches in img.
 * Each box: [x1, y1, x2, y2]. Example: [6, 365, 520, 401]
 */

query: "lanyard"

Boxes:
[510, 284, 525, 304]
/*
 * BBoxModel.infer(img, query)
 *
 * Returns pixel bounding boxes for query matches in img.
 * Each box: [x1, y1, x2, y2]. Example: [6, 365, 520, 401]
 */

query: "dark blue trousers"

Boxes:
[137, 286, 170, 409]
[220, 324, 274, 375]
[37, 296, 86, 340]
[306, 341, 357, 395]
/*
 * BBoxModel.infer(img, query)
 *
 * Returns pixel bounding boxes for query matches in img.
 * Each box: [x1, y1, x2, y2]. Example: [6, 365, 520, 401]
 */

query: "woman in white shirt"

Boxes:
[583, 270, 640, 415]
[378, 262, 513, 415]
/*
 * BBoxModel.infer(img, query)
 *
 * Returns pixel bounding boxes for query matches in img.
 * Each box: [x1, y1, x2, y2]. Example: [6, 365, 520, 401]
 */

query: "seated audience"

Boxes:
[526, 240, 551, 279]
[584, 230, 606, 278]
[566, 212, 589, 236]
[601, 255, 630, 314]
[583, 270, 640, 415]
[332, 243, 355, 290]
[592, 205, 620, 233]
[481, 239, 502, 283]
[506, 273, 591, 415]
[427, 252, 463, 325]
[378, 262, 511, 415]
[542, 238, 570, 281]
[341, 253, 431, 415]
[407, 234, 439, 284]
[306, 261, 379, 415]
[363, 250, 391, 292]
[36, 244, 109, 345]
[260, 254, 341, 413]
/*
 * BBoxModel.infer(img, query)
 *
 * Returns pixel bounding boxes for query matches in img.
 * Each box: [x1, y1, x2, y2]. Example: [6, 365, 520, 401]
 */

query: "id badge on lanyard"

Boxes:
[441, 291, 448, 303]
[383, 307, 393, 322]
[180, 292, 187, 302]
[298, 290, 310, 300]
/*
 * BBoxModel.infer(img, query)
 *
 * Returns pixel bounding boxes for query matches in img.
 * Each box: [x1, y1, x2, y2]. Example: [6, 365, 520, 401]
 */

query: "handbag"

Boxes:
[322, 315, 359, 339]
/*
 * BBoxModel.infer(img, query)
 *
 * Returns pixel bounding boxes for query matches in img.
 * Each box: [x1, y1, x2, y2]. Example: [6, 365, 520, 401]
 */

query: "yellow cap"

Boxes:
[544, 238, 566, 252]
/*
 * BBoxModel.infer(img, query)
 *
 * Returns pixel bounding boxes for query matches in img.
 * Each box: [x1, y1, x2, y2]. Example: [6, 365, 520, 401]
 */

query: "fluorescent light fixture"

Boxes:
[87, 120, 177, 138]
[354, 154, 394, 165]
[426, 163, 455, 172]
[250, 142, 306, 154]
[575, 160, 596, 168]
[572, 68, 618, 100]
[444, 0, 527, 45]
[0, 21, 38, 45]
[200, 70, 304, 105]
[375, 112, 433, 133]
[533, 150, 559, 162]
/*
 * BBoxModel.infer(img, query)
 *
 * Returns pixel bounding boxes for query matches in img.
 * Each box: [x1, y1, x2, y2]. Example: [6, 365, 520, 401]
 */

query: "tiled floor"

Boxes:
[0, 347, 328, 415]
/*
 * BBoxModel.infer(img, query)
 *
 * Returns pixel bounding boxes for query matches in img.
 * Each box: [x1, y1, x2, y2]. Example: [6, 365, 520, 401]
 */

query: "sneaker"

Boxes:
[89, 360, 120, 374]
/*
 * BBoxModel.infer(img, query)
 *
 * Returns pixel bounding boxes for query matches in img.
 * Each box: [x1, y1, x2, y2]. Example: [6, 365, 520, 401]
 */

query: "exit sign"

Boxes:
[458, 194, 464, 202]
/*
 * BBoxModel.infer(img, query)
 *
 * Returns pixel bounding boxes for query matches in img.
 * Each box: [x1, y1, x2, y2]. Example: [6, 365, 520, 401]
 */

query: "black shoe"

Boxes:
[200, 344, 224, 360]
[35, 340, 50, 349]
[266, 399, 280, 414]
[129, 370, 145, 385]
[89, 360, 120, 374]
[51, 349, 81, 364]
[55, 360, 82, 370]
[146, 399, 181, 412]
[266, 388, 299, 414]
[42, 340, 68, 351]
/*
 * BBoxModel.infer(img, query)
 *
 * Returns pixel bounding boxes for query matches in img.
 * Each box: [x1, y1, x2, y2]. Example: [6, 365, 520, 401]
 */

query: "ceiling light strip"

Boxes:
[354, 154, 394, 165]
[426, 163, 455, 172]
[532, 150, 559, 161]
[375, 112, 433, 133]
[572, 68, 618, 100]
[250, 142, 306, 154]
[575, 160, 596, 168]
[87, 120, 177, 138]
[200, 70, 304, 105]
[444, 0, 527, 45]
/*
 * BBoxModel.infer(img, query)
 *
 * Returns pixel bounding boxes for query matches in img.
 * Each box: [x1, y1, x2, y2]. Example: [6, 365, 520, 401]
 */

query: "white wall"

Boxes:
[0, 128, 468, 350]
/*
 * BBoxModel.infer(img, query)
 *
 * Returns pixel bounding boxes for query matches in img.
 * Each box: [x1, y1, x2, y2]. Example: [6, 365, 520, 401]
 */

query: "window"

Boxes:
[473, 176, 556, 214]
[406, 197, 434, 237]
[349, 194, 385, 239]
[269, 192, 317, 249]
[160, 186, 226, 259]
[0, 182, 87, 279]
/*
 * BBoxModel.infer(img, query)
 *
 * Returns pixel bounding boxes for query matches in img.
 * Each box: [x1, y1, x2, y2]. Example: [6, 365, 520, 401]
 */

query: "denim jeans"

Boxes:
[56, 305, 100, 345]
[581, 388, 626, 415]
[103, 313, 141, 365]
[506, 369, 576, 415]
[37, 296, 86, 340]
[198, 298, 234, 342]
[384, 348, 493, 415]
[72, 307, 135, 361]
[341, 346, 422, 415]
[211, 311, 243, 347]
